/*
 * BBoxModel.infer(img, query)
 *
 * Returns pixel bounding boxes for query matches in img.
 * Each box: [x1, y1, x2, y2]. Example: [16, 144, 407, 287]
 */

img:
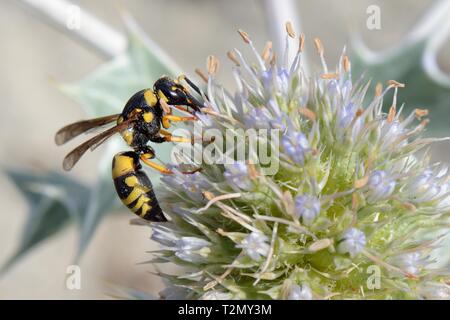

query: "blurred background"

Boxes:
[0, 0, 449, 299]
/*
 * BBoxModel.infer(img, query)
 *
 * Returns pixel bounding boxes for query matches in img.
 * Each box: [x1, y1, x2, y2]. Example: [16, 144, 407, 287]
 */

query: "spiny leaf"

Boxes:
[1, 170, 90, 273]
[350, 1, 450, 136]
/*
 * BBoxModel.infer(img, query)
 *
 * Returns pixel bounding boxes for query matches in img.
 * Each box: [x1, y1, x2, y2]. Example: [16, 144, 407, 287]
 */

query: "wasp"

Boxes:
[55, 75, 209, 222]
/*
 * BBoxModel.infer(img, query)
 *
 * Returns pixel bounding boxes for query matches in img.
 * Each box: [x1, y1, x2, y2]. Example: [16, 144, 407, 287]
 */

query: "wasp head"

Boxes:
[154, 76, 203, 113]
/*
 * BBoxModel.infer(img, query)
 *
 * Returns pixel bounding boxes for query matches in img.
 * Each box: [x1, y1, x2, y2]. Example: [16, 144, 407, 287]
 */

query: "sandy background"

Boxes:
[0, 0, 448, 299]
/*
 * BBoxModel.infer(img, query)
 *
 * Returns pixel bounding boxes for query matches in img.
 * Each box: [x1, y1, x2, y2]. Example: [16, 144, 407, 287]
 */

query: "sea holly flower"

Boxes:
[287, 284, 313, 300]
[236, 232, 270, 261]
[147, 24, 450, 299]
[224, 161, 254, 191]
[173, 237, 212, 263]
[294, 195, 320, 226]
[281, 131, 310, 165]
[337, 228, 366, 258]
[366, 170, 396, 203]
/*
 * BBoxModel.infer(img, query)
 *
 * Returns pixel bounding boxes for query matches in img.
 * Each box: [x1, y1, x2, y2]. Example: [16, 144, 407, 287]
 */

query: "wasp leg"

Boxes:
[139, 149, 201, 175]
[163, 114, 197, 122]
[161, 114, 198, 130]
[159, 129, 214, 145]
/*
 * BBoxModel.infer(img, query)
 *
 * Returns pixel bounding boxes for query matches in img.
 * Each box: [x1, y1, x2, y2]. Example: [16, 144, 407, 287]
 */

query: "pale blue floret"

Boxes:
[392, 252, 423, 275]
[236, 232, 270, 261]
[181, 172, 209, 201]
[281, 131, 310, 165]
[174, 237, 211, 263]
[287, 284, 313, 300]
[224, 161, 253, 190]
[405, 169, 442, 203]
[294, 195, 320, 226]
[244, 107, 272, 129]
[338, 228, 366, 257]
[367, 170, 396, 203]
[261, 68, 289, 92]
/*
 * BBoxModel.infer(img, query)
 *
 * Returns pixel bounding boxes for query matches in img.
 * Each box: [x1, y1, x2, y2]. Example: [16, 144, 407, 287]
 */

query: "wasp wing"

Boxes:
[62, 116, 137, 171]
[55, 114, 120, 146]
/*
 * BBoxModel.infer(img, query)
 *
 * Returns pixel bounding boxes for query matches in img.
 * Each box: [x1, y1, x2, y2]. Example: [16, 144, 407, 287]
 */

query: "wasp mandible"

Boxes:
[55, 75, 209, 222]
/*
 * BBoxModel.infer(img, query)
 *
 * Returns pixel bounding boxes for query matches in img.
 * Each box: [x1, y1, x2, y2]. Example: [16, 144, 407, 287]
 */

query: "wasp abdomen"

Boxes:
[112, 152, 166, 222]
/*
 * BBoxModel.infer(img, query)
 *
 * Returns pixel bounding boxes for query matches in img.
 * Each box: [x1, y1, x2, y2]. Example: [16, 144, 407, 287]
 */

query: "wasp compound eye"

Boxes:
[154, 77, 203, 112]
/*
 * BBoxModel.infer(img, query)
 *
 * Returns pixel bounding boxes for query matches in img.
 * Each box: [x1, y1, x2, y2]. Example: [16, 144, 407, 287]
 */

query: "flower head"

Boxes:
[146, 24, 450, 300]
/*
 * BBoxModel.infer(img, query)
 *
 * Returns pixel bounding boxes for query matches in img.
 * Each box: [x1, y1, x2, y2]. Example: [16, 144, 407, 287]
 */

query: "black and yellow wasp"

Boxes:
[55, 76, 207, 222]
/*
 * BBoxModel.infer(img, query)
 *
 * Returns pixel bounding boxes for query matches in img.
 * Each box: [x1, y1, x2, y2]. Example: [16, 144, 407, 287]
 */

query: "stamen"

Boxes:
[195, 68, 208, 82]
[227, 51, 240, 66]
[354, 176, 369, 189]
[415, 108, 429, 119]
[388, 80, 405, 88]
[314, 37, 328, 72]
[320, 73, 339, 79]
[298, 33, 305, 52]
[375, 82, 383, 97]
[196, 192, 242, 213]
[270, 52, 277, 67]
[313, 38, 324, 55]
[261, 41, 273, 61]
[387, 104, 397, 123]
[207, 55, 220, 75]
[247, 163, 259, 180]
[285, 21, 296, 38]
[343, 55, 351, 72]
[237, 29, 251, 44]
[298, 107, 316, 121]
